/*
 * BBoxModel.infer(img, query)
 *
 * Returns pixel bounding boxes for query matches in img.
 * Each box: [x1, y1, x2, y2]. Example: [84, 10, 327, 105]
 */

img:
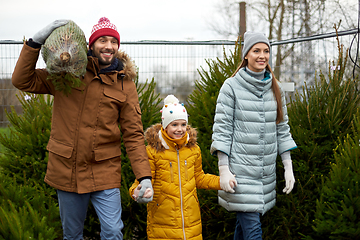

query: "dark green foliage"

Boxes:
[82, 77, 162, 239]
[261, 29, 360, 239]
[0, 92, 53, 189]
[0, 128, 10, 156]
[0, 77, 161, 239]
[0, 92, 60, 239]
[313, 110, 360, 239]
[121, 77, 162, 240]
[47, 71, 85, 96]
[136, 77, 163, 131]
[187, 28, 360, 240]
[0, 174, 61, 239]
[186, 40, 242, 239]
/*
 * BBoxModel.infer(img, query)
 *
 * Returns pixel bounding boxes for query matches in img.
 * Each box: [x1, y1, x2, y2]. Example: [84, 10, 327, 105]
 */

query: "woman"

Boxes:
[210, 31, 297, 240]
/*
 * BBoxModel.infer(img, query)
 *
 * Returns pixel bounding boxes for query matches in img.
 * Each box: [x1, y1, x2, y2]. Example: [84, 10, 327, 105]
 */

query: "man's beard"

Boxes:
[98, 56, 115, 66]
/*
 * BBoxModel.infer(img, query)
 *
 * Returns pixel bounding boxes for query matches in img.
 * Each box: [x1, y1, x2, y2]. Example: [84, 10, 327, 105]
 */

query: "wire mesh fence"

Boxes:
[0, 28, 358, 127]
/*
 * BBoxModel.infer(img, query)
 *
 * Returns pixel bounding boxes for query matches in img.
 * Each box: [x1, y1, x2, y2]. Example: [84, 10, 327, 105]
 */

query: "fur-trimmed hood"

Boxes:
[145, 123, 198, 152]
[113, 50, 137, 81]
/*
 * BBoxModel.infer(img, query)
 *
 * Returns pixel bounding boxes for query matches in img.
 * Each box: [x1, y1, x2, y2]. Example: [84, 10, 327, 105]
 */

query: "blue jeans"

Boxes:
[57, 188, 123, 240]
[234, 212, 262, 240]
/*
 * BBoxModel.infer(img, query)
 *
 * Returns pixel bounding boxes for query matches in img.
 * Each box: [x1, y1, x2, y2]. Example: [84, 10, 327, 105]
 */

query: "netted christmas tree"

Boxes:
[41, 20, 88, 96]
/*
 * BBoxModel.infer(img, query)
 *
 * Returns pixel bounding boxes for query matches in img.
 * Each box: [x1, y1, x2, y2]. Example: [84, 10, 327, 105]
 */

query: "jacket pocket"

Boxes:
[170, 162, 174, 182]
[94, 144, 121, 161]
[135, 104, 142, 115]
[187, 191, 201, 224]
[150, 194, 176, 226]
[103, 86, 126, 102]
[46, 138, 73, 158]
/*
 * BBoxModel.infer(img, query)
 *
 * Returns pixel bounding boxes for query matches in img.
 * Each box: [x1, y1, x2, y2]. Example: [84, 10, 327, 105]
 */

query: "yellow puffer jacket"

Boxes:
[129, 123, 220, 240]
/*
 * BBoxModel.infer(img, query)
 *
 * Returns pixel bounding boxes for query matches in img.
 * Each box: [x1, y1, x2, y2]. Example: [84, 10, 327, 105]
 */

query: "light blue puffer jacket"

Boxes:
[210, 67, 297, 215]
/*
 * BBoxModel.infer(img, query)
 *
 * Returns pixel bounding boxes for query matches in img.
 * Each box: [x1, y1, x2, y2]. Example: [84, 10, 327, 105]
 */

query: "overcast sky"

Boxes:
[0, 0, 223, 42]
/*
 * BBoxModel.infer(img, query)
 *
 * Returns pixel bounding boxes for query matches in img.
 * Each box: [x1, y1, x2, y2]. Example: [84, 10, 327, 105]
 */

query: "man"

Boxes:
[12, 17, 153, 240]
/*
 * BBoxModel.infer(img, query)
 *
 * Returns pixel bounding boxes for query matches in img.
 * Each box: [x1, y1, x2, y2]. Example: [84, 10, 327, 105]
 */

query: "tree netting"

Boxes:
[41, 20, 88, 95]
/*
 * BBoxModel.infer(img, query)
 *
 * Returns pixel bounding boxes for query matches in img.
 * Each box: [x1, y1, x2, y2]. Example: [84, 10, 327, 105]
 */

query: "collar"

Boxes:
[159, 127, 189, 150]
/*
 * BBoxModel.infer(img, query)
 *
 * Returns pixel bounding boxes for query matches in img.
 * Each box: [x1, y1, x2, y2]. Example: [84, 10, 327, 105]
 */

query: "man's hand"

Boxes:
[136, 179, 153, 204]
[32, 20, 69, 45]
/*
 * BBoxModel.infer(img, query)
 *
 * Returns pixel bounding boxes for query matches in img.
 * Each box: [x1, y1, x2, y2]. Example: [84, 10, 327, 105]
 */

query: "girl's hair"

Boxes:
[231, 59, 284, 124]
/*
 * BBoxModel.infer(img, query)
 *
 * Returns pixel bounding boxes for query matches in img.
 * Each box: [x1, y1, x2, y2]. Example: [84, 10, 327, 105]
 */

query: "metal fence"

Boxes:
[0, 40, 236, 127]
[0, 28, 359, 127]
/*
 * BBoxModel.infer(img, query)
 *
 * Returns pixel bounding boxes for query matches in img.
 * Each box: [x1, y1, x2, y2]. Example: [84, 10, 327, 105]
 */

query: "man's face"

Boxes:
[90, 36, 119, 69]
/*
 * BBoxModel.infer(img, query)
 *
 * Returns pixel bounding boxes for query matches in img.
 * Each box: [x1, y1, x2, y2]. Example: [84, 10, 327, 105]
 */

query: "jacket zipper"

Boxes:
[177, 149, 186, 240]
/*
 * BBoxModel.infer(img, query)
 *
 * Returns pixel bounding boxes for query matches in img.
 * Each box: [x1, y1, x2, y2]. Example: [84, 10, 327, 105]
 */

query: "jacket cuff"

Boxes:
[27, 39, 42, 49]
[138, 176, 152, 182]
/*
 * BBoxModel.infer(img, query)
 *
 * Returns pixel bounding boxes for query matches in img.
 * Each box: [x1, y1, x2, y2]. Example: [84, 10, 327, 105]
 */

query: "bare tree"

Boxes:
[208, 0, 357, 86]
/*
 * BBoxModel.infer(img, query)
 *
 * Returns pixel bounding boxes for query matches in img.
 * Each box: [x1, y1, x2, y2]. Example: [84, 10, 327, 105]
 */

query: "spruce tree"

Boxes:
[261, 25, 360, 239]
[120, 77, 162, 240]
[187, 40, 242, 239]
[0, 77, 162, 240]
[186, 24, 360, 239]
[0, 92, 53, 189]
[0, 174, 61, 239]
[313, 110, 360, 239]
[0, 93, 60, 239]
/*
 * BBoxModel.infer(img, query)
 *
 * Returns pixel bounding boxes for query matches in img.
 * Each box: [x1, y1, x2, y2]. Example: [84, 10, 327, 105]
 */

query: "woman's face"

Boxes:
[245, 43, 270, 72]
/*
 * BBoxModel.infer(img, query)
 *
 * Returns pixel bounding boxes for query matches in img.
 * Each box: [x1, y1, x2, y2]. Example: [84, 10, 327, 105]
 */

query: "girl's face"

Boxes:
[245, 43, 270, 72]
[165, 119, 187, 139]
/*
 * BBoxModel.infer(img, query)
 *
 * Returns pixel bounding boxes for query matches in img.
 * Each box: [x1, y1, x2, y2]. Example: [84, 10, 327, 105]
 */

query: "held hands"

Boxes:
[282, 160, 295, 194]
[32, 20, 69, 45]
[219, 165, 237, 193]
[217, 151, 237, 193]
[132, 179, 153, 203]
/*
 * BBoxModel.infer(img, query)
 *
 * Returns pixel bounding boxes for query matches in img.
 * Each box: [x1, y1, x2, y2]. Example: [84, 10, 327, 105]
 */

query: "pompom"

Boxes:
[98, 17, 110, 24]
[164, 94, 179, 105]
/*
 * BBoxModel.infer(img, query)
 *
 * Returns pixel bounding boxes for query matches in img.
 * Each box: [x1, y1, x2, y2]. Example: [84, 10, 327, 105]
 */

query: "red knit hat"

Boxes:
[89, 17, 120, 49]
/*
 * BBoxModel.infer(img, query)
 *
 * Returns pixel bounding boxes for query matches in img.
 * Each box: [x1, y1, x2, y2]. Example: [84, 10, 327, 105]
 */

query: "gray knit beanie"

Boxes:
[242, 31, 270, 59]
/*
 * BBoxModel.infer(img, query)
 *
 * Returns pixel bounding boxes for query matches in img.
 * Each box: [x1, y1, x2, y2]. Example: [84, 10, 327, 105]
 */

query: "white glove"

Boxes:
[32, 20, 69, 44]
[281, 151, 295, 194]
[136, 179, 153, 204]
[219, 165, 237, 193]
[218, 151, 237, 193]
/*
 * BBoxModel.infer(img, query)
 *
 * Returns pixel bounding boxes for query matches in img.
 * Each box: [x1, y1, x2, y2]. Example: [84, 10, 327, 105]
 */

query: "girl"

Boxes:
[130, 95, 222, 240]
[210, 31, 297, 240]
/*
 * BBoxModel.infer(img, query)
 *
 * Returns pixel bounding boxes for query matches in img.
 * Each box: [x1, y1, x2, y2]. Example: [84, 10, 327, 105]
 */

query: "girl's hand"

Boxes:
[132, 184, 141, 200]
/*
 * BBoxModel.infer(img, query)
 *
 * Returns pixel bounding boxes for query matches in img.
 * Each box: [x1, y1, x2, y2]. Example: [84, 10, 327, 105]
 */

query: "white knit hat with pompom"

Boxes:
[161, 95, 188, 129]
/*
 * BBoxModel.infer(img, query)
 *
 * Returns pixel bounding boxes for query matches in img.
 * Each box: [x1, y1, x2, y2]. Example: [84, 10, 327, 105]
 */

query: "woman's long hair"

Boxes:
[231, 59, 284, 124]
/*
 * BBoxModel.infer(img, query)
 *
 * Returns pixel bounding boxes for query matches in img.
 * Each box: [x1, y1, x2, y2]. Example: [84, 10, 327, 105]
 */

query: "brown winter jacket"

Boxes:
[12, 43, 151, 194]
[129, 123, 220, 240]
